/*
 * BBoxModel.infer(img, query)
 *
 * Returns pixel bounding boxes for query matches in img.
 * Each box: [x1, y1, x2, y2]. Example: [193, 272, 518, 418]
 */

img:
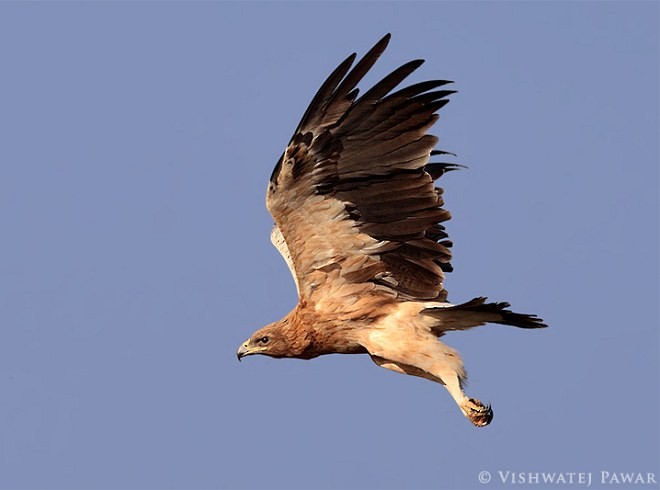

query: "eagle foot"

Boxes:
[462, 398, 493, 427]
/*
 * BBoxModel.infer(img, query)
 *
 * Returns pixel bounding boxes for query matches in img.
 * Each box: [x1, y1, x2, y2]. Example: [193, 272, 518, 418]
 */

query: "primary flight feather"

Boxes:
[237, 34, 546, 427]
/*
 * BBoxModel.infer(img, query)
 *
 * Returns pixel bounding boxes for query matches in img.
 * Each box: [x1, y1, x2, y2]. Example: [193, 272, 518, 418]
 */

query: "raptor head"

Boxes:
[236, 324, 291, 361]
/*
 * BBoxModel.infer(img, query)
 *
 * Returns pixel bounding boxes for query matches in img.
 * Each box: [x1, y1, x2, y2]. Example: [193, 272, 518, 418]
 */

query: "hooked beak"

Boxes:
[236, 339, 251, 362]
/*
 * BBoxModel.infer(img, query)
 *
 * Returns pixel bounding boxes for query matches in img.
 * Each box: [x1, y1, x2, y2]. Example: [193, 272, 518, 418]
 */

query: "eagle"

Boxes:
[236, 34, 546, 427]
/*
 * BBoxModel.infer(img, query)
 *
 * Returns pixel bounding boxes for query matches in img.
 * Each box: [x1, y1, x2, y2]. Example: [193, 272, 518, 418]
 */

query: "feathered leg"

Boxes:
[365, 335, 493, 427]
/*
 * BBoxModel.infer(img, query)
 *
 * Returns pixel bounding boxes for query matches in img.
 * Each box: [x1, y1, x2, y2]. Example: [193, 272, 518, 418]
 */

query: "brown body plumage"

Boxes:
[237, 34, 546, 427]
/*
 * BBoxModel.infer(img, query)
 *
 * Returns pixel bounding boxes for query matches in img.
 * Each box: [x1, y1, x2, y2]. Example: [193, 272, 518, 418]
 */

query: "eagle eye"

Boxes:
[258, 336, 270, 345]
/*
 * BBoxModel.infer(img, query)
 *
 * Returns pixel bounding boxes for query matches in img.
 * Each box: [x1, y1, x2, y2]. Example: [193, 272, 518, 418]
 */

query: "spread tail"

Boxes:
[422, 296, 547, 335]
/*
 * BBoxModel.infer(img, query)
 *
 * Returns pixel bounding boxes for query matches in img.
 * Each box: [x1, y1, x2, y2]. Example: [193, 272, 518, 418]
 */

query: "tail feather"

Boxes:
[422, 296, 547, 335]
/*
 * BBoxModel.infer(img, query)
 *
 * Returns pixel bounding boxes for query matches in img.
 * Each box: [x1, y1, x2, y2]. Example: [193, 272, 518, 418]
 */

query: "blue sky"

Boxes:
[0, 2, 658, 489]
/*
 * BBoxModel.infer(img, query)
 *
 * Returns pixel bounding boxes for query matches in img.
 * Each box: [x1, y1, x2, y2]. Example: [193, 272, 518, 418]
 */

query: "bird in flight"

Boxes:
[236, 34, 546, 427]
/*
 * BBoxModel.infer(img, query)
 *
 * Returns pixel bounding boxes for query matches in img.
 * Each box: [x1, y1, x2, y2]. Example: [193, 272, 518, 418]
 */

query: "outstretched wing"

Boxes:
[267, 34, 459, 303]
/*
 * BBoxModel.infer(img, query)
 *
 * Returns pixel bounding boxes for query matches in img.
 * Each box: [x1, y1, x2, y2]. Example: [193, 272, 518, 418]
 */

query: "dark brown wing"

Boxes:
[267, 34, 458, 303]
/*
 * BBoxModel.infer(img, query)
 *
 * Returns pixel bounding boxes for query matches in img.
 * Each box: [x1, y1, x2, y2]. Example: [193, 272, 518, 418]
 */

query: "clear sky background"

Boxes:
[0, 2, 658, 489]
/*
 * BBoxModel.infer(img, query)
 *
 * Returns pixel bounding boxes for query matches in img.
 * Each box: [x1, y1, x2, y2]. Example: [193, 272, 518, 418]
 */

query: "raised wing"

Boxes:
[267, 34, 459, 303]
